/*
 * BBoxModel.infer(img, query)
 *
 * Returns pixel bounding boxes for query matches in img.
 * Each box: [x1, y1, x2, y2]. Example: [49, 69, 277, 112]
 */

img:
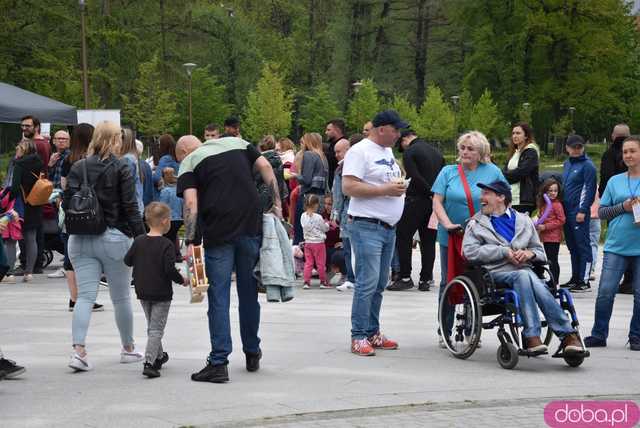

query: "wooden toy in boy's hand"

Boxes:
[186, 245, 209, 303]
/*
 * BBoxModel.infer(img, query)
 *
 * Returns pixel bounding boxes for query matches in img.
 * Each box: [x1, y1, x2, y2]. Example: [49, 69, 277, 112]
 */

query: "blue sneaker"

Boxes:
[584, 336, 606, 348]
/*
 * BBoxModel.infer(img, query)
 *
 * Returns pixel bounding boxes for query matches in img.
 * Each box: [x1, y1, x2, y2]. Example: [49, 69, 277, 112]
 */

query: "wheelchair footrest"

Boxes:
[518, 349, 548, 358]
[551, 349, 590, 358]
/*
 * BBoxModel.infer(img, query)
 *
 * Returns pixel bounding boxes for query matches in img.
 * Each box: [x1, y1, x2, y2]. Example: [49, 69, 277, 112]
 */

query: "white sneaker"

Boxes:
[336, 281, 354, 292]
[2, 275, 16, 283]
[120, 348, 144, 364]
[47, 268, 66, 278]
[69, 352, 93, 371]
[329, 272, 343, 286]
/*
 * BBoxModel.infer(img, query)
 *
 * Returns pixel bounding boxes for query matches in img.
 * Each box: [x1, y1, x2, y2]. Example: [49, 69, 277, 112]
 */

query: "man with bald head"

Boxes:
[48, 130, 70, 189]
[176, 135, 202, 162]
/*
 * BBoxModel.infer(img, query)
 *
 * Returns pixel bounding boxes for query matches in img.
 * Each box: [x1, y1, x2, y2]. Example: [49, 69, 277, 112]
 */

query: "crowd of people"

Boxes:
[0, 110, 638, 383]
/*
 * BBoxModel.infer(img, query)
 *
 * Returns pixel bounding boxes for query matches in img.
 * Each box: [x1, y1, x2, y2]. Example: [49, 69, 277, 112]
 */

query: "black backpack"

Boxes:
[65, 158, 116, 235]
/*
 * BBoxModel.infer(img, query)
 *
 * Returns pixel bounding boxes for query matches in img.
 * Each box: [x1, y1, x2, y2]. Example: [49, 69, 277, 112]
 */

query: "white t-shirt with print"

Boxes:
[342, 138, 405, 226]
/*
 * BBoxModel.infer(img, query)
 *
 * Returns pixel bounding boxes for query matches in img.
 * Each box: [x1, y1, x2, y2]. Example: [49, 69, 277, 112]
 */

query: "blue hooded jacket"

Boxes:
[562, 153, 597, 214]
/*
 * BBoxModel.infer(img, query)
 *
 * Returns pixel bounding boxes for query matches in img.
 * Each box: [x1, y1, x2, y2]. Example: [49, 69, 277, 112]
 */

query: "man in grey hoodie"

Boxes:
[462, 181, 583, 355]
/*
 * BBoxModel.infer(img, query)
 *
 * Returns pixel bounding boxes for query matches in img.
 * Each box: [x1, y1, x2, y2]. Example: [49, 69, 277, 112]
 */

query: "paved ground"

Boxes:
[0, 246, 638, 428]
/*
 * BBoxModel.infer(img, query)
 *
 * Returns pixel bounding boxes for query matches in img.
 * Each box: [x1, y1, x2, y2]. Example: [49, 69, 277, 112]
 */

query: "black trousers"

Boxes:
[396, 196, 436, 281]
[164, 220, 183, 258]
[543, 242, 560, 285]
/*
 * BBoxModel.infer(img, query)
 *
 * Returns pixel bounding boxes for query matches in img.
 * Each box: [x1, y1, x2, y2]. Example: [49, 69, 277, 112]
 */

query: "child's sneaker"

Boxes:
[143, 362, 160, 378]
[152, 352, 169, 370]
[120, 348, 144, 364]
[319, 282, 333, 289]
[68, 352, 93, 372]
[303, 283, 310, 289]
[351, 338, 375, 356]
[368, 332, 398, 350]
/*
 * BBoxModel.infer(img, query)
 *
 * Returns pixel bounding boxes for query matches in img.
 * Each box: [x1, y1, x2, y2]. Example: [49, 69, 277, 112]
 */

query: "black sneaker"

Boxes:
[33, 267, 44, 274]
[418, 280, 433, 292]
[92, 303, 104, 312]
[629, 336, 640, 351]
[569, 281, 591, 293]
[191, 363, 229, 383]
[387, 278, 414, 291]
[246, 350, 262, 372]
[584, 336, 607, 348]
[559, 280, 577, 289]
[143, 362, 160, 378]
[152, 352, 169, 370]
[0, 358, 25, 378]
[9, 266, 25, 277]
[0, 370, 5, 381]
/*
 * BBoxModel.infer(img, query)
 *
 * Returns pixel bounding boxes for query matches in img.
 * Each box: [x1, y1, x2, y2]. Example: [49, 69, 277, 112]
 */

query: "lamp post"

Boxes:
[183, 63, 197, 135]
[79, 0, 90, 109]
[569, 106, 576, 134]
[451, 95, 460, 142]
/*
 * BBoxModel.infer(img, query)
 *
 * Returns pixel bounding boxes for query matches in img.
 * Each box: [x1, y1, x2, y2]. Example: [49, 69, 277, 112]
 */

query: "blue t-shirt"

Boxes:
[431, 162, 506, 246]
[601, 172, 640, 256]
[491, 209, 516, 243]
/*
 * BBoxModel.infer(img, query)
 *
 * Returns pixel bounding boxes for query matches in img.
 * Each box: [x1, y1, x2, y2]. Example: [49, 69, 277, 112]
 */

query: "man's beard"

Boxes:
[23, 131, 34, 138]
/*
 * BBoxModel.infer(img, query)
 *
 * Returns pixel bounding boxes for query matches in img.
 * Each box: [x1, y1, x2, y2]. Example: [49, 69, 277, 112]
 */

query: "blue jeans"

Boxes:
[491, 269, 574, 338]
[204, 235, 261, 365]
[391, 242, 400, 273]
[68, 228, 134, 347]
[349, 220, 395, 340]
[591, 252, 640, 340]
[589, 219, 601, 274]
[343, 236, 355, 283]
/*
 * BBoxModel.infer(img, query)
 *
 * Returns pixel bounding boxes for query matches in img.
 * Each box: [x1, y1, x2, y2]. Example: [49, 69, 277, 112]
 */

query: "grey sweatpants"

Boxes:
[140, 300, 171, 364]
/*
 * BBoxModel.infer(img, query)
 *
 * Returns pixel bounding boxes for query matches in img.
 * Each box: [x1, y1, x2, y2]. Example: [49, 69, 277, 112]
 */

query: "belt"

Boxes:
[349, 216, 393, 229]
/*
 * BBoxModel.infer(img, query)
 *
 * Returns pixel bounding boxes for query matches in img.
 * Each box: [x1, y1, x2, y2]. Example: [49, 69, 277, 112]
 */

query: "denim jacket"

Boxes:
[331, 162, 350, 238]
[259, 213, 295, 287]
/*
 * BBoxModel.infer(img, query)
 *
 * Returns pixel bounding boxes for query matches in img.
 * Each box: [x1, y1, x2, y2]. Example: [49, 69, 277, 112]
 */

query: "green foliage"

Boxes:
[176, 67, 232, 137]
[121, 55, 178, 136]
[387, 95, 419, 129]
[299, 82, 342, 133]
[346, 79, 381, 132]
[243, 63, 293, 142]
[469, 89, 501, 139]
[457, 88, 473, 132]
[415, 85, 455, 141]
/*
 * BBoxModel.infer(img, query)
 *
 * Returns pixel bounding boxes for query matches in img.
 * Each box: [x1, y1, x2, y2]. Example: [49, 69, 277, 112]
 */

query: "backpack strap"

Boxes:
[458, 163, 475, 217]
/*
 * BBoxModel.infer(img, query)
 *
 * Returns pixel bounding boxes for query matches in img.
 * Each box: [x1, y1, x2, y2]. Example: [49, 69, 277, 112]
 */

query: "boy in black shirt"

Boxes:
[124, 202, 186, 378]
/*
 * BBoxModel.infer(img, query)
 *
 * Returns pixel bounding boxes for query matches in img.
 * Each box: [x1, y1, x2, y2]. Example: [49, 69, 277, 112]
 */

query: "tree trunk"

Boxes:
[414, 0, 429, 106]
[160, 0, 167, 80]
[308, 0, 317, 86]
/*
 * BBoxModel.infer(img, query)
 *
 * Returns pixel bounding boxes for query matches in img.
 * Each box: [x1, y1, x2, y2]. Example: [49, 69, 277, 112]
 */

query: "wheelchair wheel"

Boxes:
[438, 276, 481, 359]
[43, 249, 53, 269]
[497, 343, 519, 369]
[563, 355, 584, 368]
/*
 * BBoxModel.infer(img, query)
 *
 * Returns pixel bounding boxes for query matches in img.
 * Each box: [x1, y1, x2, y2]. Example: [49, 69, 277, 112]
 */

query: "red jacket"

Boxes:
[539, 200, 565, 243]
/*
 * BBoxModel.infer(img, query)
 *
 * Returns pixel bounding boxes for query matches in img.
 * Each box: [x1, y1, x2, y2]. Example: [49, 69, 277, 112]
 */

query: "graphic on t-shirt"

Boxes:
[375, 158, 396, 170]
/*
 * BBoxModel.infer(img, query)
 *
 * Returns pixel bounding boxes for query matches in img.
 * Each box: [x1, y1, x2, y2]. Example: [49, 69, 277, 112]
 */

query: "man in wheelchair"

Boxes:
[462, 181, 584, 356]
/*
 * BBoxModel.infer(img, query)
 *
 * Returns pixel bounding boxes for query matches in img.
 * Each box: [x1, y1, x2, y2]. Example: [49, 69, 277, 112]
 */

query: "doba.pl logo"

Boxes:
[544, 401, 640, 428]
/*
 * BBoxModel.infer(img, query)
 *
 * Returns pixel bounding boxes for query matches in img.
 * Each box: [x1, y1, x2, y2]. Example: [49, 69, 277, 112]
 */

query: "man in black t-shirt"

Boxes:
[177, 136, 281, 383]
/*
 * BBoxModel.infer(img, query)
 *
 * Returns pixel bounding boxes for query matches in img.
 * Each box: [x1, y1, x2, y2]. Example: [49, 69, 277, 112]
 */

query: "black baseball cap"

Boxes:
[477, 181, 512, 199]
[566, 134, 585, 148]
[372, 110, 410, 129]
[396, 129, 417, 152]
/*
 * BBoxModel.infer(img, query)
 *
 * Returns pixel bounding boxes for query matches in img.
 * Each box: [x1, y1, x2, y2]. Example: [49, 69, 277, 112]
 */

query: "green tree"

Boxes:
[457, 88, 473, 132]
[122, 55, 179, 136]
[415, 84, 454, 141]
[243, 63, 293, 141]
[388, 94, 419, 130]
[299, 82, 342, 133]
[469, 89, 501, 139]
[346, 79, 380, 132]
[176, 67, 233, 137]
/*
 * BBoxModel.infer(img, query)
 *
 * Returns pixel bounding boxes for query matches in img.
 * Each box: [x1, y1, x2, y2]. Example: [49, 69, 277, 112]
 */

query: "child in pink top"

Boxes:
[300, 195, 331, 289]
[536, 178, 566, 285]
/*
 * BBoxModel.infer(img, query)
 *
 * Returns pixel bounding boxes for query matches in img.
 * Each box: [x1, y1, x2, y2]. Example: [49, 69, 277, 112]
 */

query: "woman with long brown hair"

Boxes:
[503, 123, 540, 214]
[291, 133, 328, 244]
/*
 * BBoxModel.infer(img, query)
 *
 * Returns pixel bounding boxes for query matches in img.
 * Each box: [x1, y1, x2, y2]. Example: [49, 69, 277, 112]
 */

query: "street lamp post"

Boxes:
[451, 95, 460, 144]
[183, 63, 197, 135]
[569, 106, 576, 134]
[79, 0, 90, 109]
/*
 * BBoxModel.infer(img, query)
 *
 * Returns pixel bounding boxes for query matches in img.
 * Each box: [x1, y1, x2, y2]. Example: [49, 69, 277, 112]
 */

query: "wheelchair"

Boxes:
[438, 262, 590, 369]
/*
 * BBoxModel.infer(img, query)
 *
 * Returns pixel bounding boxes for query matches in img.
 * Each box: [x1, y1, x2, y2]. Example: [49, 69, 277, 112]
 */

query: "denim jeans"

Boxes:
[204, 235, 261, 365]
[391, 243, 400, 273]
[343, 236, 355, 283]
[491, 269, 574, 338]
[564, 214, 592, 283]
[68, 228, 134, 347]
[589, 219, 601, 274]
[591, 252, 640, 340]
[349, 220, 396, 340]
